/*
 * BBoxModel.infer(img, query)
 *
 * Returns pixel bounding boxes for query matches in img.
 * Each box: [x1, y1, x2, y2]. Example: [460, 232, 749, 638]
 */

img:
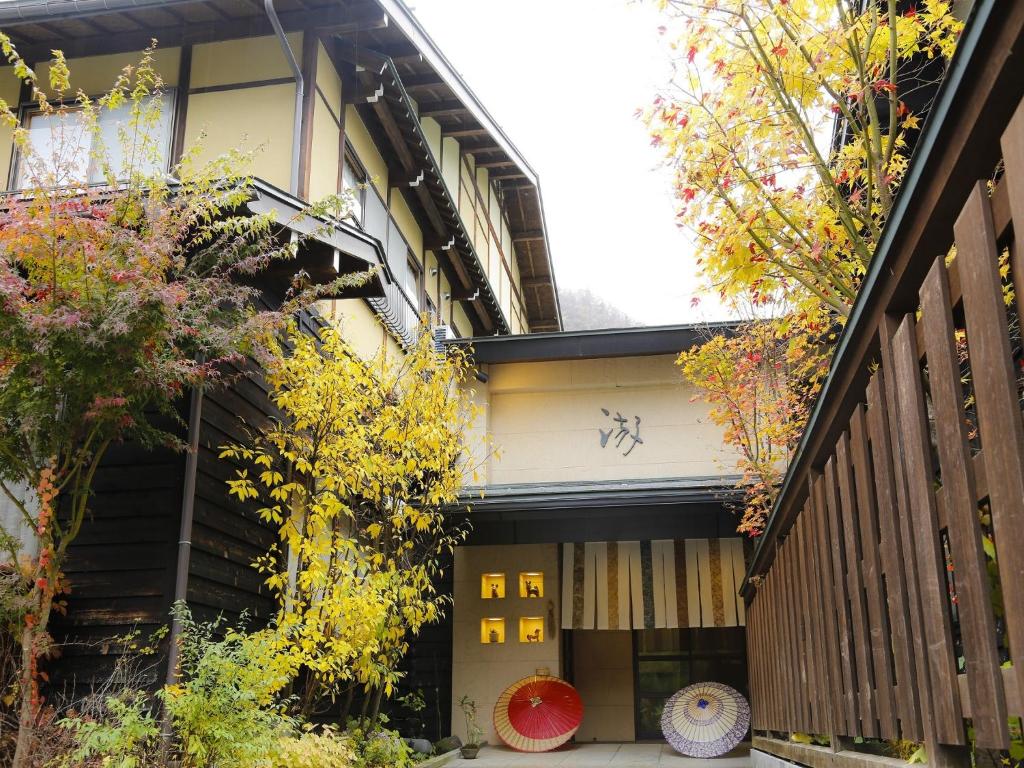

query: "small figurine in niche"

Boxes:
[491, 583, 499, 599]
[525, 580, 540, 598]
[489, 628, 499, 644]
[526, 628, 541, 643]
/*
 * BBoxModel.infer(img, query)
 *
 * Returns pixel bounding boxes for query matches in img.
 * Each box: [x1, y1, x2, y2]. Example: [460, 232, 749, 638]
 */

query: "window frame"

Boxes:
[9, 90, 178, 192]
[341, 143, 368, 227]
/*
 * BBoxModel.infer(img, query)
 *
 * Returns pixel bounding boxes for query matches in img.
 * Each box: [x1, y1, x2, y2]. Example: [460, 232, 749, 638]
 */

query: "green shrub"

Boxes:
[346, 722, 414, 768]
[269, 727, 354, 768]
[160, 609, 296, 768]
[54, 693, 160, 768]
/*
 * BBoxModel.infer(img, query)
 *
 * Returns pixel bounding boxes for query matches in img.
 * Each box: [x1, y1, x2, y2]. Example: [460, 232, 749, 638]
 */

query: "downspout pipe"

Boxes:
[265, 0, 303, 197]
[161, 379, 203, 739]
[164, 382, 203, 683]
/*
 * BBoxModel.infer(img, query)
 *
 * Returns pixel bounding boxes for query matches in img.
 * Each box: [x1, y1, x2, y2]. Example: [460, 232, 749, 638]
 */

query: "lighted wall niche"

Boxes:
[518, 572, 543, 598]
[519, 616, 544, 644]
[481, 617, 506, 644]
[481, 572, 505, 599]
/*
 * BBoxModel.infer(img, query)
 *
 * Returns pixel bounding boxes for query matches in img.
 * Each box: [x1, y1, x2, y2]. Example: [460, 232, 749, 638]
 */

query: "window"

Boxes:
[424, 293, 437, 324]
[15, 93, 174, 189]
[633, 627, 747, 740]
[341, 150, 366, 225]
[404, 254, 422, 312]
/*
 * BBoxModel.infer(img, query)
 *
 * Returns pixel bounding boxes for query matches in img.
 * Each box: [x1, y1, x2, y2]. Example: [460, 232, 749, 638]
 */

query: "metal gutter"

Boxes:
[264, 0, 303, 198]
[740, 0, 998, 595]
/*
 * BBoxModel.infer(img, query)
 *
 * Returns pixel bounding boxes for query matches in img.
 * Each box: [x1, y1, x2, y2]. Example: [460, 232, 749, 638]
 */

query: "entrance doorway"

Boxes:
[633, 627, 747, 740]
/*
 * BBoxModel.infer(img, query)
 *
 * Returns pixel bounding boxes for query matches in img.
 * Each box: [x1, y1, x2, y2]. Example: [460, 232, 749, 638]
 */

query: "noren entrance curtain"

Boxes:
[560, 539, 746, 631]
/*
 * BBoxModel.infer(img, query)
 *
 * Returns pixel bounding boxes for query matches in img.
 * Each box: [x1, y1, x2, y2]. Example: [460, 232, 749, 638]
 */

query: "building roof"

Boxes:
[450, 320, 738, 364]
[0, 0, 562, 332]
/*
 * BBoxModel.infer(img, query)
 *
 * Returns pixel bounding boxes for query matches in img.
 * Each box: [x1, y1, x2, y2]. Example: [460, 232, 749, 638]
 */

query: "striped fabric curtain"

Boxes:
[560, 539, 747, 631]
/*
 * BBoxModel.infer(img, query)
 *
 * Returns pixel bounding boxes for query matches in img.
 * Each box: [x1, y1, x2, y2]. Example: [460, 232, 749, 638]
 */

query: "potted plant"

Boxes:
[458, 695, 484, 759]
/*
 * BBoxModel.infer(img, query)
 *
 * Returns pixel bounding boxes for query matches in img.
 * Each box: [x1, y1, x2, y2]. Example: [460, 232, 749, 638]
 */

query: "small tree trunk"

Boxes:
[368, 685, 385, 727]
[339, 685, 355, 725]
[12, 582, 52, 768]
[11, 624, 36, 768]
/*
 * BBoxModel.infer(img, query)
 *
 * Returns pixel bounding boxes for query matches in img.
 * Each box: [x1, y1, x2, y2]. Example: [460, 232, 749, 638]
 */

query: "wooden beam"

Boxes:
[450, 285, 480, 302]
[418, 99, 468, 118]
[458, 140, 504, 154]
[333, 40, 388, 74]
[512, 229, 544, 242]
[425, 233, 456, 251]
[521, 277, 552, 289]
[322, 12, 389, 37]
[444, 127, 488, 138]
[13, 4, 393, 62]
[362, 80, 418, 173]
[475, 159, 516, 169]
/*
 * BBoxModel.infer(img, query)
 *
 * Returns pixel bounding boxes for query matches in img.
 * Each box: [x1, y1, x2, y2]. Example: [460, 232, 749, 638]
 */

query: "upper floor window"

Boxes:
[404, 254, 422, 312]
[14, 93, 174, 190]
[342, 149, 366, 225]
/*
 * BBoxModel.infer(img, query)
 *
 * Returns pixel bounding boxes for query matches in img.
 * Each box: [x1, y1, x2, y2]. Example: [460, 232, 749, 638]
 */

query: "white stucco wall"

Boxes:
[467, 354, 739, 487]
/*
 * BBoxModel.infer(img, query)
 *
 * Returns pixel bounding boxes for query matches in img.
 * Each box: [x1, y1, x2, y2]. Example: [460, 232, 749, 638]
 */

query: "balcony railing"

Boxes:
[360, 184, 422, 348]
[741, 3, 1024, 766]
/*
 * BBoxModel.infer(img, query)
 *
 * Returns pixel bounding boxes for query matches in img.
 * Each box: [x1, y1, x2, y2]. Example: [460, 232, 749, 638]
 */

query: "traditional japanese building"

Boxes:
[445, 324, 748, 744]
[0, 0, 560, 724]
[0, 0, 751, 748]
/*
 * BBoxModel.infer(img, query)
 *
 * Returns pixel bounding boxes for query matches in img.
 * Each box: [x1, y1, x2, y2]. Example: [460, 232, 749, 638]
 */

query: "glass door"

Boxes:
[633, 627, 747, 740]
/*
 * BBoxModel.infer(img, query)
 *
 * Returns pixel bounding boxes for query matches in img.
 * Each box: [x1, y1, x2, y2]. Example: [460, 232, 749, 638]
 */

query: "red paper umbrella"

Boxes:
[493, 675, 583, 752]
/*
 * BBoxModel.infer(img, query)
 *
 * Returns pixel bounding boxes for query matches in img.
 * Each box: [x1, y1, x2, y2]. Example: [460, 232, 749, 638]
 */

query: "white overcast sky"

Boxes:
[408, 0, 730, 326]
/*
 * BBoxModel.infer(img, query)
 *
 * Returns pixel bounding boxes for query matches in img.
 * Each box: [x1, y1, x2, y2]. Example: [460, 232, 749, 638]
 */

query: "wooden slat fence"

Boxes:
[743, 4, 1024, 765]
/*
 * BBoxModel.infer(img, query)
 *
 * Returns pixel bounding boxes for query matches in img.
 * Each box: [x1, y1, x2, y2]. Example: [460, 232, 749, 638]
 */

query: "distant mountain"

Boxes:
[557, 287, 641, 331]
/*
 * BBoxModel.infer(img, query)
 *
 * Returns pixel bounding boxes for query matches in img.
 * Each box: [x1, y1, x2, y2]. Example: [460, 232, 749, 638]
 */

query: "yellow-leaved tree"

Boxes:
[643, 0, 963, 534]
[221, 324, 480, 722]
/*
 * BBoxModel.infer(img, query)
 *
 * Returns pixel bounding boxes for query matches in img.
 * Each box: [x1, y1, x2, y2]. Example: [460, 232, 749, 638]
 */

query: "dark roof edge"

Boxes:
[0, 0, 198, 24]
[447, 320, 739, 363]
[451, 475, 745, 512]
[377, 0, 538, 185]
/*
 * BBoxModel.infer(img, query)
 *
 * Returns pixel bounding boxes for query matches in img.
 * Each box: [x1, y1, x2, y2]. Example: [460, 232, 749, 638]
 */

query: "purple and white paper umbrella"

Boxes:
[660, 682, 750, 758]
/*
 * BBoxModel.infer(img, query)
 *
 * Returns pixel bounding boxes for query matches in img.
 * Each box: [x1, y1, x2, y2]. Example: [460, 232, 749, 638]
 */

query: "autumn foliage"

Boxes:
[221, 325, 479, 721]
[644, 0, 963, 534]
[0, 41, 356, 766]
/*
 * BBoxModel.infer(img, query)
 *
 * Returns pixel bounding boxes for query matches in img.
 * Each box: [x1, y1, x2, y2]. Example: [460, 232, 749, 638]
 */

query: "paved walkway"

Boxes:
[449, 743, 751, 767]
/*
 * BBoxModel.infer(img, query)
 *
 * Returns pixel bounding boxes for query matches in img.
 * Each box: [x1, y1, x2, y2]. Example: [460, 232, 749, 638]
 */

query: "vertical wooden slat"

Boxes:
[1001, 97, 1024, 337]
[866, 371, 923, 740]
[891, 313, 966, 745]
[920, 258, 1009, 748]
[824, 458, 859, 734]
[770, 569, 783, 731]
[799, 508, 824, 734]
[835, 432, 878, 736]
[779, 544, 796, 731]
[765, 569, 778, 730]
[748, 600, 759, 729]
[793, 521, 813, 733]
[956, 181, 1024, 707]
[849, 405, 898, 738]
[811, 473, 842, 738]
